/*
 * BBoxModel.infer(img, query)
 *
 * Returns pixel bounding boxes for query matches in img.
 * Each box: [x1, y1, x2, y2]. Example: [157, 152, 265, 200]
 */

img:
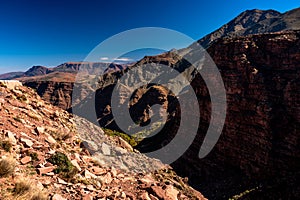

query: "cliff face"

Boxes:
[23, 81, 74, 110]
[175, 30, 300, 199]
[77, 31, 300, 199]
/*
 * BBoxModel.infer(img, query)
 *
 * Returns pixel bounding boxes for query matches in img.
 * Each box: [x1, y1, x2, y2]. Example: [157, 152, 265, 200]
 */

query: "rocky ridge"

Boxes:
[0, 81, 205, 199]
[195, 7, 300, 48]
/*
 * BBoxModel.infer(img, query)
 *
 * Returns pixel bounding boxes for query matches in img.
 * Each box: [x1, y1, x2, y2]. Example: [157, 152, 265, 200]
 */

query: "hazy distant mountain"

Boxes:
[196, 7, 300, 48]
[0, 62, 129, 81]
[0, 71, 24, 80]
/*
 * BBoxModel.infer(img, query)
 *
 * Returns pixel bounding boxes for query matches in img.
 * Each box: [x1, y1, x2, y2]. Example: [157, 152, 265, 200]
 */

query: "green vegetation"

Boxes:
[229, 187, 258, 200]
[47, 152, 78, 179]
[103, 128, 138, 147]
[29, 152, 38, 161]
[103, 121, 164, 148]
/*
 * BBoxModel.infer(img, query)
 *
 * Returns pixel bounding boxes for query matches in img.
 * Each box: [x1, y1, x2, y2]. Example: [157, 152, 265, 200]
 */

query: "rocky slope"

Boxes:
[0, 81, 205, 199]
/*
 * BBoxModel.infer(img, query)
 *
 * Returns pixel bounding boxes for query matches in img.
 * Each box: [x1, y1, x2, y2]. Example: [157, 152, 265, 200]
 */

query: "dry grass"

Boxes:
[0, 157, 16, 177]
[13, 180, 48, 200]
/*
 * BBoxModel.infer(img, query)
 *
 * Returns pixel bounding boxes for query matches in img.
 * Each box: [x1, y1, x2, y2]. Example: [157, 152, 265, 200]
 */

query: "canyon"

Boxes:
[1, 7, 299, 200]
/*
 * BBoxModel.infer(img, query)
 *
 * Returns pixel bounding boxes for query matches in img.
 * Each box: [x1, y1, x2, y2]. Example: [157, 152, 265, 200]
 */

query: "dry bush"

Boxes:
[0, 157, 16, 177]
[13, 180, 48, 200]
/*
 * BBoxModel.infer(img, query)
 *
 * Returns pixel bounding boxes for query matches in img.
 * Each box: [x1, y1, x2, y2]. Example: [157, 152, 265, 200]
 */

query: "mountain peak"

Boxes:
[195, 7, 299, 48]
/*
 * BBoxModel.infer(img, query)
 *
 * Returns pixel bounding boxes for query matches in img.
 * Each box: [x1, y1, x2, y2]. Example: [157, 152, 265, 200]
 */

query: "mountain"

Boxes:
[196, 7, 300, 48]
[72, 30, 300, 199]
[23, 65, 51, 77]
[0, 62, 129, 81]
[0, 80, 205, 199]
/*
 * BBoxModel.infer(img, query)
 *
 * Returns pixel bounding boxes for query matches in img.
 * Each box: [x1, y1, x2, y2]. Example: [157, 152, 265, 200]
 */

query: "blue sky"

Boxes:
[0, 0, 299, 73]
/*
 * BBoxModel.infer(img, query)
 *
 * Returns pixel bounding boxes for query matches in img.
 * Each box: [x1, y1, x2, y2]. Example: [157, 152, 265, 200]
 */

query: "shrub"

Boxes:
[13, 181, 31, 196]
[47, 152, 78, 179]
[0, 157, 16, 177]
[103, 128, 138, 147]
[29, 152, 39, 161]
[0, 140, 12, 152]
[13, 180, 48, 200]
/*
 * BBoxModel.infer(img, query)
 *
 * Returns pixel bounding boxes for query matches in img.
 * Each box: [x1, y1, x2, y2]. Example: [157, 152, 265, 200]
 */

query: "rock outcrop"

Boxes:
[0, 80, 22, 89]
[23, 81, 74, 110]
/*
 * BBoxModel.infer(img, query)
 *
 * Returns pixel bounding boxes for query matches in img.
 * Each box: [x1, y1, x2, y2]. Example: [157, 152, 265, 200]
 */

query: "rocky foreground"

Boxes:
[0, 81, 205, 200]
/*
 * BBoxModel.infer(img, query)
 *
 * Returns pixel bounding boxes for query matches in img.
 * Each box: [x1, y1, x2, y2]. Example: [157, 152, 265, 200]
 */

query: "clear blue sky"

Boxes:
[0, 0, 299, 73]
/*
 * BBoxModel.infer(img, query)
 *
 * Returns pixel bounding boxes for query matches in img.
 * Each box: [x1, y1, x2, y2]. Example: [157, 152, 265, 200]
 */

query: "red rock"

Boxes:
[35, 126, 45, 135]
[20, 156, 32, 164]
[37, 166, 56, 175]
[82, 194, 93, 200]
[20, 137, 34, 147]
[90, 166, 106, 175]
[140, 192, 151, 200]
[52, 194, 66, 200]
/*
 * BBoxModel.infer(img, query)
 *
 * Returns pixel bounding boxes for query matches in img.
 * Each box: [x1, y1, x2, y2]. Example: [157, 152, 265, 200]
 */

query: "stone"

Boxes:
[140, 192, 151, 200]
[71, 160, 81, 171]
[150, 186, 165, 199]
[90, 166, 106, 175]
[101, 143, 111, 156]
[86, 185, 95, 191]
[45, 134, 57, 144]
[82, 194, 93, 200]
[84, 169, 97, 179]
[100, 172, 113, 184]
[117, 137, 133, 152]
[165, 185, 179, 200]
[20, 156, 32, 164]
[57, 177, 68, 185]
[20, 137, 34, 147]
[6, 130, 17, 145]
[149, 194, 159, 200]
[52, 194, 66, 200]
[37, 166, 56, 175]
[82, 140, 98, 154]
[110, 166, 117, 177]
[35, 126, 45, 135]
